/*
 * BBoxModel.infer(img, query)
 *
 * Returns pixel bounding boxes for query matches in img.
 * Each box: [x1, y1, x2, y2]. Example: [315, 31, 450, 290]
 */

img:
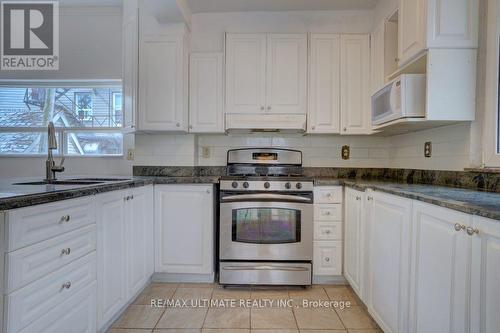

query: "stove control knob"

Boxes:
[296, 182, 303, 189]
[243, 182, 249, 189]
[264, 182, 271, 189]
[285, 182, 292, 189]
[231, 181, 238, 189]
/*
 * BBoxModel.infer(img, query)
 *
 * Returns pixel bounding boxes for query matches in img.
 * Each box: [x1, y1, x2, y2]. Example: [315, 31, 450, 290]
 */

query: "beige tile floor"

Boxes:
[109, 283, 382, 333]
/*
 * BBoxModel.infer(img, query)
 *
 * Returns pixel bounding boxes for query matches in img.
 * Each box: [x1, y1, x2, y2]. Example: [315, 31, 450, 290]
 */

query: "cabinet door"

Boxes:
[344, 188, 364, 298]
[371, 22, 385, 94]
[367, 191, 411, 333]
[313, 241, 342, 276]
[139, 34, 188, 131]
[266, 34, 308, 114]
[470, 216, 500, 333]
[189, 53, 224, 133]
[426, 0, 479, 48]
[225, 33, 267, 114]
[410, 202, 471, 333]
[96, 190, 127, 328]
[155, 185, 214, 274]
[126, 186, 154, 299]
[308, 34, 341, 133]
[122, 10, 138, 131]
[399, 0, 426, 66]
[340, 34, 371, 135]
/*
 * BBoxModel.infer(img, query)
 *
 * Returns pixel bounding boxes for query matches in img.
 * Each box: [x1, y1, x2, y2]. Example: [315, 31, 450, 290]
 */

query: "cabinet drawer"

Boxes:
[314, 222, 342, 240]
[314, 187, 343, 204]
[6, 197, 95, 251]
[6, 225, 96, 293]
[5, 252, 96, 333]
[314, 204, 342, 221]
[313, 241, 342, 276]
[19, 281, 96, 333]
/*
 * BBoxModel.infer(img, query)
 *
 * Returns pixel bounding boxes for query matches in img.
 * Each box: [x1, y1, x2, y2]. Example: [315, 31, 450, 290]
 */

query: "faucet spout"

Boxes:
[45, 122, 65, 182]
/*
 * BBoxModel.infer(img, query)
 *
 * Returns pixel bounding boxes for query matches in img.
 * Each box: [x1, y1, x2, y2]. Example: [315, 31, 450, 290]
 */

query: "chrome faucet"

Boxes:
[45, 122, 65, 182]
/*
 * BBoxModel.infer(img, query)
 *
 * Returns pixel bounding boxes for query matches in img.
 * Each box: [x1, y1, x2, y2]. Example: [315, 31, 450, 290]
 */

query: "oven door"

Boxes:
[220, 193, 313, 261]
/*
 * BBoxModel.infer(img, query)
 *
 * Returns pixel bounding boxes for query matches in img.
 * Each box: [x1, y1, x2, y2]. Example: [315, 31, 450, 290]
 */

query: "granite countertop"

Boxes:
[0, 176, 220, 211]
[315, 178, 500, 221]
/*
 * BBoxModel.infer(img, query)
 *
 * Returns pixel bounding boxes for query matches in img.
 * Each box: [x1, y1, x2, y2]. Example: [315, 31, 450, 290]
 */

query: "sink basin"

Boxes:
[13, 180, 105, 186]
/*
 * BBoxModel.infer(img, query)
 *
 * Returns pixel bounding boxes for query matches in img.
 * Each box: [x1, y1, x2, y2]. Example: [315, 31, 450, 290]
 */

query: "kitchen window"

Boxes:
[0, 83, 123, 156]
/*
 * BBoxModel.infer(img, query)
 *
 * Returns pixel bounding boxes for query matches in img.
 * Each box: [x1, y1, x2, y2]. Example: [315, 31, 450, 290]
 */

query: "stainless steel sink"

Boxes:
[13, 180, 105, 185]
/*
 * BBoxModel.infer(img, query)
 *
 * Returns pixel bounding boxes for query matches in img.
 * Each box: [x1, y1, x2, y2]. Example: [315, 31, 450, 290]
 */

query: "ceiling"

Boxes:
[186, 0, 380, 13]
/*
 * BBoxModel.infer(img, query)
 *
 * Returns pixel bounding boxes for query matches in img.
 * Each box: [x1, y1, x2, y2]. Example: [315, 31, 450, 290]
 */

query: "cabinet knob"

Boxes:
[343, 127, 347, 132]
[325, 230, 331, 234]
[260, 106, 265, 111]
[61, 248, 71, 256]
[206, 189, 211, 194]
[60, 215, 70, 223]
[454, 223, 465, 232]
[311, 126, 316, 130]
[325, 257, 330, 262]
[130, 195, 134, 200]
[325, 211, 331, 215]
[326, 193, 332, 197]
[176, 122, 180, 127]
[189, 125, 193, 129]
[61, 282, 71, 290]
[466, 227, 479, 236]
[267, 106, 271, 111]
[356, 196, 361, 200]
[367, 196, 373, 201]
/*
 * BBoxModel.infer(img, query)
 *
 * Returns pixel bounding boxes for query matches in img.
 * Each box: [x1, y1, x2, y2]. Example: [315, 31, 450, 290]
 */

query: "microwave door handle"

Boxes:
[221, 193, 312, 203]
[222, 265, 309, 272]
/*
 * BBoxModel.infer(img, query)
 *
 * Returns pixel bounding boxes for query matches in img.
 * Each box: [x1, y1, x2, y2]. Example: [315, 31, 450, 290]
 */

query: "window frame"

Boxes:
[484, 0, 500, 167]
[0, 80, 124, 157]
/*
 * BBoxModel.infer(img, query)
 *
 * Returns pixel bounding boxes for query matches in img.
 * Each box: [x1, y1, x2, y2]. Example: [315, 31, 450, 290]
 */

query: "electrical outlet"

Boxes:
[127, 149, 135, 160]
[424, 142, 432, 158]
[202, 146, 210, 159]
[341, 145, 350, 160]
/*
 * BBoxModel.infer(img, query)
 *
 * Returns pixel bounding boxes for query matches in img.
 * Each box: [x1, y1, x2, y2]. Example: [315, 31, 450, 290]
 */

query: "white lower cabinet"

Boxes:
[96, 186, 154, 330]
[409, 202, 472, 333]
[154, 184, 214, 276]
[313, 241, 342, 276]
[366, 191, 412, 333]
[470, 216, 500, 333]
[344, 187, 365, 299]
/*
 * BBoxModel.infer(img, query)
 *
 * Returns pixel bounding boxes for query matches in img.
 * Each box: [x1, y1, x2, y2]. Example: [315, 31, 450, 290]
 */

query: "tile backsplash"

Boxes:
[133, 123, 473, 171]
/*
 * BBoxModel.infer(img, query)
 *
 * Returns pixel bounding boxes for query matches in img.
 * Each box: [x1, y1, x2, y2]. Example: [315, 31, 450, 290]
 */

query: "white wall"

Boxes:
[0, 6, 123, 80]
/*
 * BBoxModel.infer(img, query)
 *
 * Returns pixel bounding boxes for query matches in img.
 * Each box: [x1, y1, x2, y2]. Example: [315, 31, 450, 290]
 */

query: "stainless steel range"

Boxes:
[219, 148, 313, 286]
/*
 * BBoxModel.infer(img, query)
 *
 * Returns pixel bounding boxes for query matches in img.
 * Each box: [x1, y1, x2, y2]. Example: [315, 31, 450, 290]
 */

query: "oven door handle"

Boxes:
[222, 265, 309, 272]
[221, 193, 312, 203]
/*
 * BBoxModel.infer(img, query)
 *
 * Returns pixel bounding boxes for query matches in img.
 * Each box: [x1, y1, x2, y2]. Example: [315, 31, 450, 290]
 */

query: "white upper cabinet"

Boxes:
[138, 34, 189, 131]
[308, 34, 341, 133]
[225, 34, 267, 114]
[189, 53, 224, 133]
[371, 23, 386, 95]
[470, 216, 500, 333]
[410, 202, 472, 333]
[340, 34, 371, 135]
[122, 7, 138, 131]
[225, 33, 307, 115]
[266, 34, 308, 114]
[367, 191, 412, 333]
[398, 0, 478, 67]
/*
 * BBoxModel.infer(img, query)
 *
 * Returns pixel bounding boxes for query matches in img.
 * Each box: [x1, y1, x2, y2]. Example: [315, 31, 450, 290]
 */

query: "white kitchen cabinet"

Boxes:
[138, 33, 189, 131]
[266, 34, 308, 114]
[470, 216, 500, 333]
[367, 191, 411, 333]
[344, 187, 365, 299]
[371, 22, 386, 94]
[96, 189, 128, 328]
[225, 33, 307, 116]
[126, 185, 154, 299]
[189, 53, 224, 133]
[308, 34, 341, 133]
[122, 6, 138, 131]
[398, 0, 479, 67]
[313, 241, 342, 276]
[409, 201, 472, 333]
[155, 185, 214, 276]
[225, 33, 267, 114]
[340, 34, 371, 135]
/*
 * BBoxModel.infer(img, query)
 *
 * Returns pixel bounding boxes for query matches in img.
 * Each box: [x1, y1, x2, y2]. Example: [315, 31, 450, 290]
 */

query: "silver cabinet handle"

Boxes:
[325, 257, 330, 262]
[222, 265, 309, 272]
[454, 223, 465, 232]
[466, 227, 479, 236]
[61, 248, 71, 256]
[222, 193, 312, 203]
[61, 282, 71, 289]
[60, 215, 70, 223]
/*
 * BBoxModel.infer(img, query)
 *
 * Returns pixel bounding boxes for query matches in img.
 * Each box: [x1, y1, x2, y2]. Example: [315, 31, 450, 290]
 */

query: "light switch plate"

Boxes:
[127, 149, 135, 160]
[342, 145, 350, 160]
[202, 146, 210, 158]
[424, 142, 432, 158]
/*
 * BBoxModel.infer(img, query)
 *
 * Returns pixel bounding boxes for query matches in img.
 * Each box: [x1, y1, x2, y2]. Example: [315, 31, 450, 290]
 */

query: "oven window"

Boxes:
[232, 208, 301, 244]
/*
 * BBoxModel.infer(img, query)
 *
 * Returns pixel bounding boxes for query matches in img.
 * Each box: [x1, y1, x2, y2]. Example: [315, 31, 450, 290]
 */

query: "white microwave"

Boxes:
[371, 74, 426, 126]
